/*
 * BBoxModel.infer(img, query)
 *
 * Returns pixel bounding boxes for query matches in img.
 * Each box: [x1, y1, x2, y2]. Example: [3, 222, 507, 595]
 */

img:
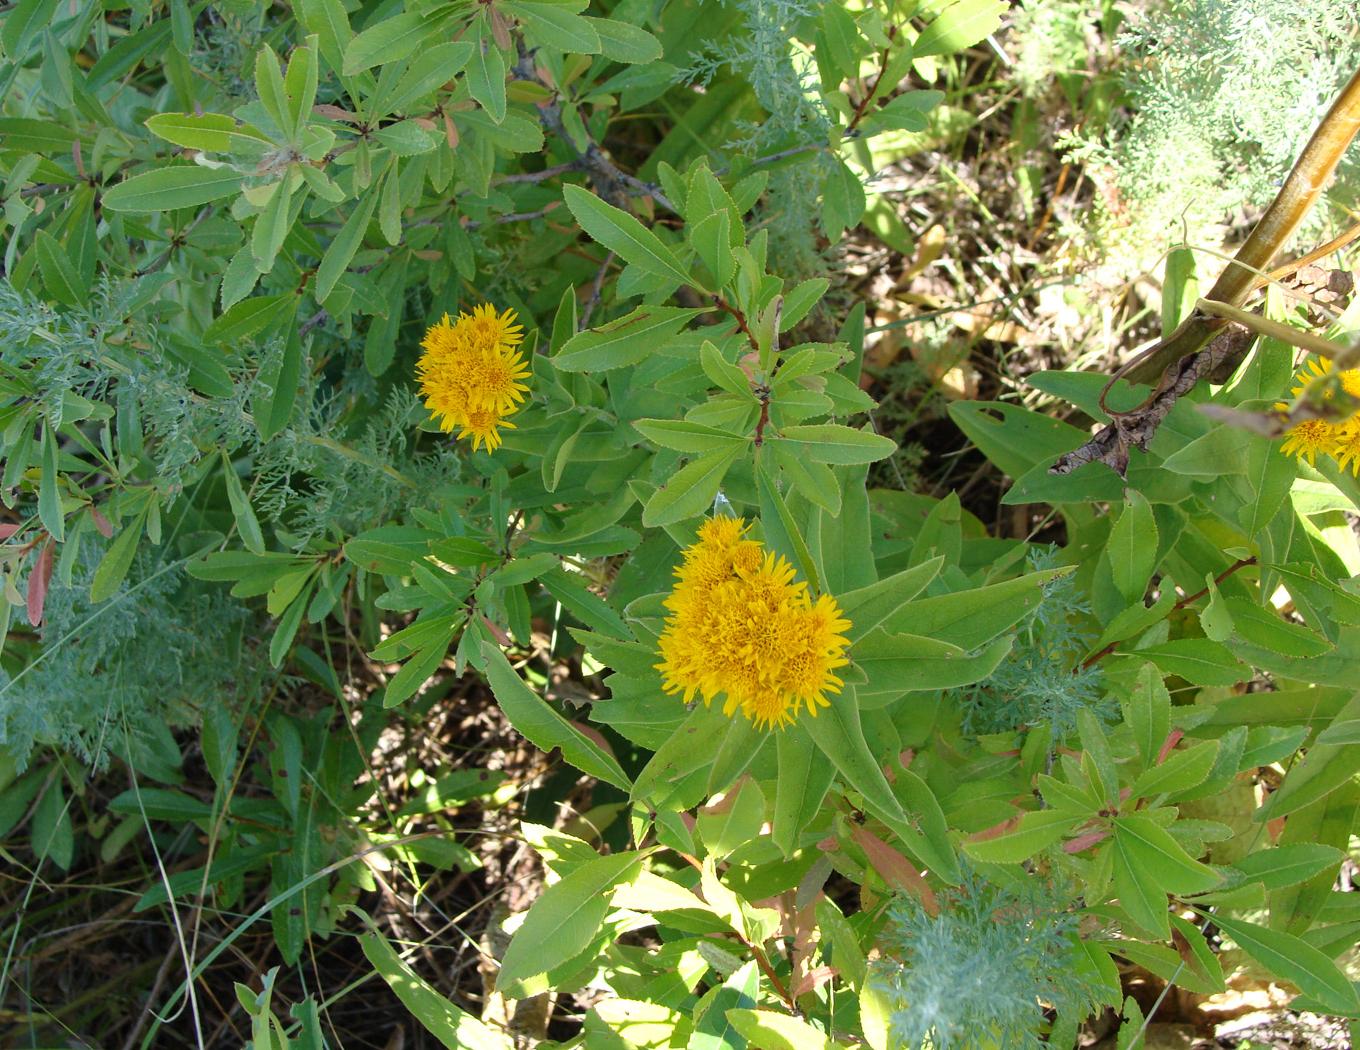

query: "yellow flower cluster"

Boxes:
[656, 516, 853, 729]
[416, 304, 530, 452]
[1277, 357, 1360, 475]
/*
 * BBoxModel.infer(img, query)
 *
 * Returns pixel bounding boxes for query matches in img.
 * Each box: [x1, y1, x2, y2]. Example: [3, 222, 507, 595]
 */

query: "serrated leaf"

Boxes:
[962, 809, 1078, 864]
[778, 424, 896, 465]
[343, 10, 444, 74]
[1205, 912, 1360, 1014]
[641, 445, 743, 527]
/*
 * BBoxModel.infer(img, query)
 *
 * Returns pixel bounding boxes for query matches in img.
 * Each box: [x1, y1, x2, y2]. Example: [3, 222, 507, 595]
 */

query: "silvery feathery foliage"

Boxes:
[254, 384, 462, 549]
[0, 279, 457, 551]
[684, 0, 841, 273]
[873, 874, 1094, 1050]
[0, 279, 257, 495]
[0, 550, 255, 772]
[957, 547, 1111, 739]
[685, 0, 833, 156]
[1009, 0, 1094, 98]
[1098, 0, 1360, 244]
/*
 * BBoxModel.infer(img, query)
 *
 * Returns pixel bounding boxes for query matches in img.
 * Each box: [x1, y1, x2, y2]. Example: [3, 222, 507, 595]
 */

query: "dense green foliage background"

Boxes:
[3, 0, 1360, 1047]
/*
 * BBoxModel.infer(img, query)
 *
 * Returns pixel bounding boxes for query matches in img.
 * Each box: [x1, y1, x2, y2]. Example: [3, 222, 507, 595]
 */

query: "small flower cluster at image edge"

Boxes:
[656, 516, 852, 729]
[416, 303, 530, 451]
[1277, 356, 1360, 474]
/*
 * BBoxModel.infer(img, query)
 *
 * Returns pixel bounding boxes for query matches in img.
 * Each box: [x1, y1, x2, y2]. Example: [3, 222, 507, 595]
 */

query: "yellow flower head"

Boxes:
[656, 517, 853, 730]
[416, 304, 530, 451]
[1333, 416, 1360, 476]
[1279, 357, 1360, 414]
[1279, 417, 1337, 466]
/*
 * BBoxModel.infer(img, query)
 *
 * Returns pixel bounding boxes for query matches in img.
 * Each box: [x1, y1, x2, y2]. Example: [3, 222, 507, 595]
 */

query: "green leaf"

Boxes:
[1234, 844, 1346, 891]
[32, 779, 73, 870]
[810, 686, 920, 844]
[316, 189, 378, 303]
[586, 17, 663, 63]
[204, 294, 294, 344]
[724, 1010, 845, 1050]
[283, 37, 319, 135]
[691, 960, 759, 1050]
[379, 162, 402, 245]
[270, 584, 311, 667]
[251, 177, 295, 272]
[504, 1, 601, 53]
[345, 524, 436, 575]
[1, 0, 60, 58]
[914, 0, 1007, 57]
[382, 42, 475, 113]
[962, 809, 1078, 864]
[878, 569, 1065, 647]
[256, 327, 303, 442]
[144, 112, 269, 153]
[699, 340, 756, 399]
[690, 210, 735, 287]
[1128, 740, 1218, 801]
[563, 184, 693, 287]
[641, 444, 743, 528]
[1204, 912, 1360, 1014]
[1257, 695, 1360, 820]
[1127, 639, 1248, 687]
[778, 424, 896, 465]
[837, 558, 943, 640]
[382, 628, 458, 706]
[467, 27, 507, 123]
[1116, 814, 1220, 895]
[255, 44, 292, 137]
[1199, 572, 1234, 643]
[1161, 246, 1198, 337]
[540, 568, 631, 638]
[631, 702, 727, 810]
[497, 849, 650, 998]
[343, 10, 445, 74]
[295, 0, 352, 74]
[362, 932, 513, 1049]
[102, 166, 244, 212]
[948, 400, 1092, 480]
[1314, 719, 1360, 746]
[221, 450, 266, 555]
[481, 643, 630, 790]
[38, 422, 63, 542]
[772, 723, 835, 857]
[1123, 663, 1171, 770]
[34, 230, 85, 307]
[697, 776, 765, 858]
[90, 506, 149, 602]
[0, 118, 75, 153]
[1105, 490, 1156, 604]
[633, 418, 747, 453]
[855, 631, 1013, 696]
[553, 306, 700, 371]
[756, 460, 821, 594]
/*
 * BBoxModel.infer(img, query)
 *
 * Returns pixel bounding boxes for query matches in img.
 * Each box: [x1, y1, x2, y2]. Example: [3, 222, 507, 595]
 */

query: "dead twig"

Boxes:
[1051, 65, 1360, 476]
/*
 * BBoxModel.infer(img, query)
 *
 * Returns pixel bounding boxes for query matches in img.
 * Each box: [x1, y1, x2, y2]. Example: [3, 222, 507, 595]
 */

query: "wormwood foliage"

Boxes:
[3, 0, 1360, 1047]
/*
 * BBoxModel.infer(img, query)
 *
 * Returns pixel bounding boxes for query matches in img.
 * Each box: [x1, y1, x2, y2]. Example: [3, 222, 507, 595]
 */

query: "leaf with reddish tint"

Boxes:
[849, 824, 938, 915]
[27, 539, 54, 626]
[89, 505, 113, 538]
